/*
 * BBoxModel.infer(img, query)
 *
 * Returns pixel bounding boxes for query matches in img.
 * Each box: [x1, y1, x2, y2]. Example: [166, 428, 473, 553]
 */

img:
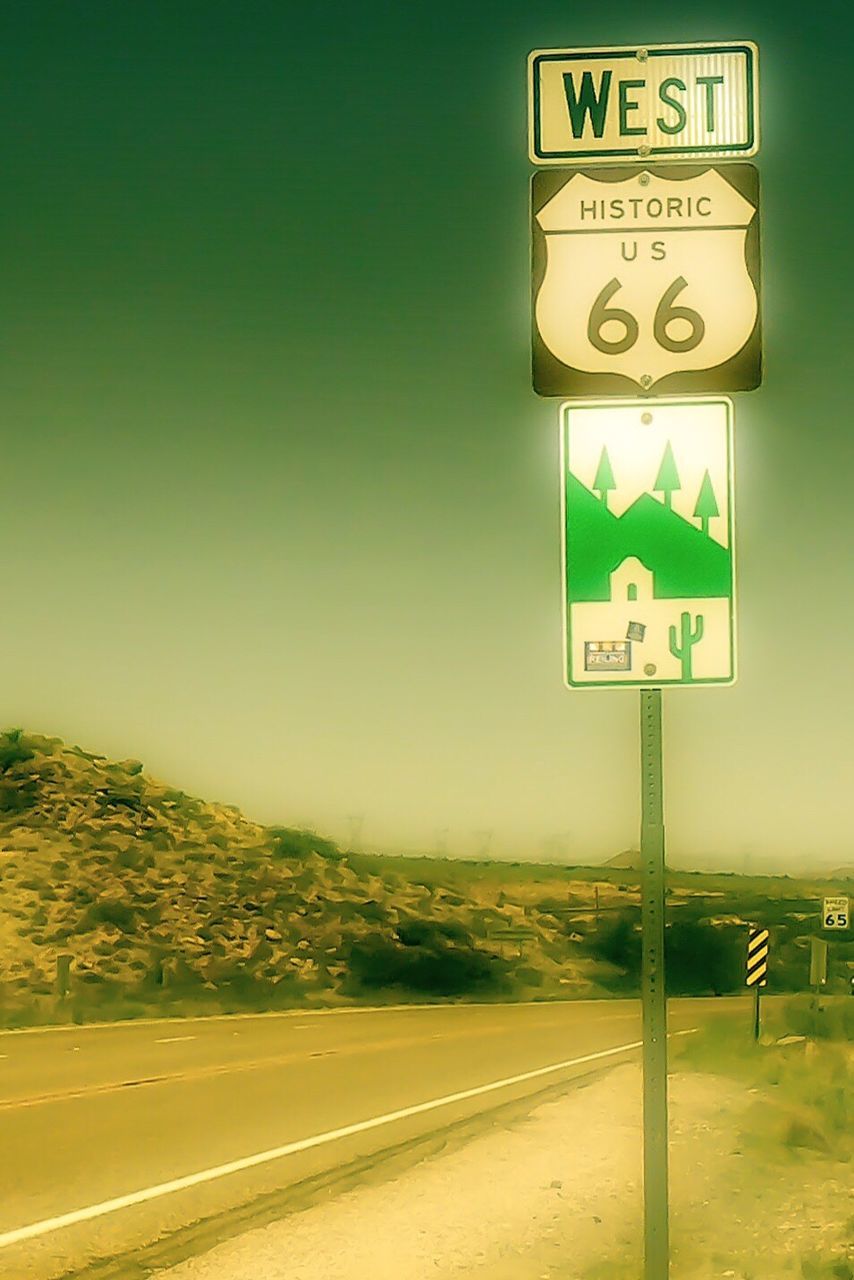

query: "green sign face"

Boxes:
[561, 397, 736, 689]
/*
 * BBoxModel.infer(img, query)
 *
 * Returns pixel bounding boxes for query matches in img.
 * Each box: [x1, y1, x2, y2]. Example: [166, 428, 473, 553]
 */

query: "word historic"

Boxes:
[578, 195, 712, 223]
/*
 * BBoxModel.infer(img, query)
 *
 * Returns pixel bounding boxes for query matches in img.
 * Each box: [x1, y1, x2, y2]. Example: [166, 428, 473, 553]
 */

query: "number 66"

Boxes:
[588, 276, 706, 355]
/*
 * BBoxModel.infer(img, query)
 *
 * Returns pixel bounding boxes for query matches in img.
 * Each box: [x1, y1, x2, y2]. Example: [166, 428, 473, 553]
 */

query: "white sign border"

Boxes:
[559, 395, 738, 691]
[528, 40, 760, 166]
[822, 896, 850, 930]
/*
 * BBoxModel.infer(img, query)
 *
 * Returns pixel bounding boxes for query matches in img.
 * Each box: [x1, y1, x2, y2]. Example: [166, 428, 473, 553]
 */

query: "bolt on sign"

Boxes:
[745, 927, 768, 987]
[528, 42, 759, 165]
[560, 397, 735, 689]
[532, 164, 761, 396]
[822, 896, 850, 930]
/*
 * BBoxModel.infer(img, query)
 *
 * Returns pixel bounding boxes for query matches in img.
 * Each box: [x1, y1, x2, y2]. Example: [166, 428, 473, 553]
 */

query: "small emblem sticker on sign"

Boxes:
[585, 641, 632, 671]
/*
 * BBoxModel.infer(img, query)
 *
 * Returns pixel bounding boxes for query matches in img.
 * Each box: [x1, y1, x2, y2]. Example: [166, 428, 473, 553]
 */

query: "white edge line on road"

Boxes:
[0, 1033, 687, 1251]
[154, 1036, 197, 1045]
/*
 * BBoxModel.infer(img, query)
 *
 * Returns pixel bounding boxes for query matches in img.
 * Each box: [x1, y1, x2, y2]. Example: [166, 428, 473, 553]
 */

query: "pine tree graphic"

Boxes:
[692, 469, 720, 536]
[593, 447, 616, 510]
[653, 442, 681, 510]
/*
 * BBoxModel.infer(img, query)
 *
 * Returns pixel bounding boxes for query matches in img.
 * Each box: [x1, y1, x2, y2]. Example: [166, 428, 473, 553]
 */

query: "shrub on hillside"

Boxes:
[515, 966, 544, 987]
[665, 920, 743, 995]
[585, 913, 751, 996]
[82, 900, 138, 934]
[348, 899, 388, 924]
[268, 827, 341, 862]
[0, 762, 37, 813]
[586, 910, 641, 983]
[397, 918, 470, 948]
[115, 846, 155, 871]
[781, 994, 854, 1041]
[0, 729, 36, 771]
[346, 927, 507, 998]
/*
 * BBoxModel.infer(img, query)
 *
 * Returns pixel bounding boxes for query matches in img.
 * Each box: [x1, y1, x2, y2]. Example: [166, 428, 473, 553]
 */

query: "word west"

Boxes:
[564, 69, 725, 140]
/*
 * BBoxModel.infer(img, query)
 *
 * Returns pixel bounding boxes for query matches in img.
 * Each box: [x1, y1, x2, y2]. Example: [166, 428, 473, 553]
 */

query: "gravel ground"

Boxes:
[156, 1063, 852, 1280]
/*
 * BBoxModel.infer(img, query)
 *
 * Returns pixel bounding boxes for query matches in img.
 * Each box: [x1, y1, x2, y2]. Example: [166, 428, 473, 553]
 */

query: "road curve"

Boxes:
[0, 998, 748, 1280]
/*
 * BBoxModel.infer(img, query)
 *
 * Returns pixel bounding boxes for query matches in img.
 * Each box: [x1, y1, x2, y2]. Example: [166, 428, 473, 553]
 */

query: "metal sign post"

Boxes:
[526, 36, 762, 1280]
[640, 688, 668, 1280]
[809, 936, 828, 989]
[746, 926, 768, 1040]
[752, 983, 760, 1043]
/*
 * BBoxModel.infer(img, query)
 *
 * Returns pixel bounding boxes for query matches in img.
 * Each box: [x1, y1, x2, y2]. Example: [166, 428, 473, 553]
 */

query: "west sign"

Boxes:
[528, 42, 758, 165]
[561, 398, 736, 689]
[532, 164, 761, 397]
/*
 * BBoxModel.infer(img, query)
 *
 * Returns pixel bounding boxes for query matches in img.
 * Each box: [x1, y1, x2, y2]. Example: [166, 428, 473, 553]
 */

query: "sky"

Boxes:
[2, 0, 853, 870]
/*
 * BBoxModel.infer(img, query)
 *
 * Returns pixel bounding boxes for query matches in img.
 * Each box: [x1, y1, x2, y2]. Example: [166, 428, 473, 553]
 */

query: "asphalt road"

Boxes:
[0, 998, 749, 1280]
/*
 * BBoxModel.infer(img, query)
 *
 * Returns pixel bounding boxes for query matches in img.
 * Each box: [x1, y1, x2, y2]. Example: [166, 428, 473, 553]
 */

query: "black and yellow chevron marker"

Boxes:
[746, 926, 769, 986]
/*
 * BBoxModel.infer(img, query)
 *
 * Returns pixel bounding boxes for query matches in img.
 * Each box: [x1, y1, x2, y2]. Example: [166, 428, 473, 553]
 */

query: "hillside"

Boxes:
[0, 729, 610, 1022]
[0, 729, 851, 1028]
[564, 474, 731, 601]
[603, 848, 641, 870]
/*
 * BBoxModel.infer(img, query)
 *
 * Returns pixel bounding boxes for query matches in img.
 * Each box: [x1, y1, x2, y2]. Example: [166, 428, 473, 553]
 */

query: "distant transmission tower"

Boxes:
[541, 831, 573, 863]
[739, 844, 755, 876]
[346, 814, 365, 852]
[474, 829, 494, 859]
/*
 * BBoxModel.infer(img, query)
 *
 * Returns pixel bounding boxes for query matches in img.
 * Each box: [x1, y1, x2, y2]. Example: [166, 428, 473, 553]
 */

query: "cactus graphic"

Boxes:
[668, 611, 704, 681]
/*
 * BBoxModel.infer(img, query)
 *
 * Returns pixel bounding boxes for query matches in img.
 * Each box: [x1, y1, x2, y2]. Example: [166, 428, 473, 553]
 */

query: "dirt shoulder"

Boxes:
[154, 1039, 851, 1280]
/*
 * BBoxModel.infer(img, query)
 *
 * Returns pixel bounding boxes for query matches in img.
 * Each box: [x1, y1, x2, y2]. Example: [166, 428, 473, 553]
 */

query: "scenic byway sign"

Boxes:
[528, 41, 759, 165]
[532, 164, 761, 396]
[561, 397, 736, 689]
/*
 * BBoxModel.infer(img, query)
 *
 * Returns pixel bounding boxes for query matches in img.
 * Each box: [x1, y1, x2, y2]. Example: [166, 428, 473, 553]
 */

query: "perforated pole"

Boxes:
[753, 981, 761, 1042]
[640, 688, 669, 1280]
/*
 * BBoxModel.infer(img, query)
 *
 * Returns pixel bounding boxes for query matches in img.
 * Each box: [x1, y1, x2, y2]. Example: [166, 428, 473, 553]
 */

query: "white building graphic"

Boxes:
[571, 554, 732, 685]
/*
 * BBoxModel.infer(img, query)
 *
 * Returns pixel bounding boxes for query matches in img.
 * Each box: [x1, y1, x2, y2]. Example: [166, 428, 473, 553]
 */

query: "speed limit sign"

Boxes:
[531, 164, 761, 396]
[822, 897, 850, 930]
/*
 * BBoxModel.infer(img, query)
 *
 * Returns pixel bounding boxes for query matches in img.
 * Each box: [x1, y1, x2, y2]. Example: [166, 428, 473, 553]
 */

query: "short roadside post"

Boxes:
[746, 927, 768, 1040]
[55, 952, 72, 999]
[640, 690, 668, 1280]
[808, 937, 828, 1037]
[809, 936, 828, 994]
[818, 898, 848, 1003]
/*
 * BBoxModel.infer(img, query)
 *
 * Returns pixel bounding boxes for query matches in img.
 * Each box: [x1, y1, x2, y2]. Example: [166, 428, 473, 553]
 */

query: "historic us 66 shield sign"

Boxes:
[532, 164, 761, 396]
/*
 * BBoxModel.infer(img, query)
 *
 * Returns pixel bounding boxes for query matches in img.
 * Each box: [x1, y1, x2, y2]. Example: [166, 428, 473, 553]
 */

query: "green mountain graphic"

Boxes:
[565, 474, 732, 603]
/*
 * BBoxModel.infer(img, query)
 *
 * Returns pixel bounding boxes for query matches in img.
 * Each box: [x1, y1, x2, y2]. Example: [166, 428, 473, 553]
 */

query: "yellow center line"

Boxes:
[0, 1034, 669, 1251]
